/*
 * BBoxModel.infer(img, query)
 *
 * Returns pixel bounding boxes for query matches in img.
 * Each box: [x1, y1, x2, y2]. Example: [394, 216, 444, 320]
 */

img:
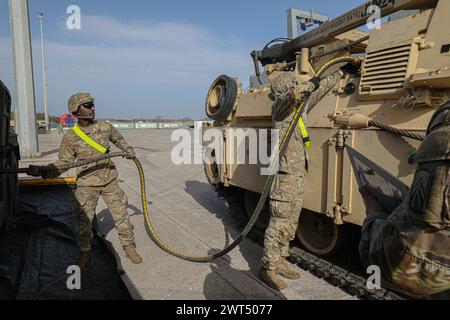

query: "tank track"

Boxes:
[217, 186, 406, 300]
[288, 246, 405, 300]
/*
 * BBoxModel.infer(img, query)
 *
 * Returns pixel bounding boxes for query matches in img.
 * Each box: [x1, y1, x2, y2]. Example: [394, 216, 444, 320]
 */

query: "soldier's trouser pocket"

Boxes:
[101, 180, 135, 247]
[75, 187, 101, 252]
[269, 173, 305, 219]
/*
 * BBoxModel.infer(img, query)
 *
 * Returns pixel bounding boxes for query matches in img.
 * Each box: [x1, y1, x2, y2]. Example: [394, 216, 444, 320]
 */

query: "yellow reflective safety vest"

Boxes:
[72, 125, 109, 154]
[298, 117, 311, 150]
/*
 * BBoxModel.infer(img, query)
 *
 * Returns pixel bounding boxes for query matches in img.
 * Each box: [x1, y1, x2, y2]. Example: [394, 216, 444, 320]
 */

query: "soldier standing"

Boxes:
[28, 93, 142, 269]
[359, 101, 450, 299]
[259, 66, 357, 290]
[258, 65, 357, 290]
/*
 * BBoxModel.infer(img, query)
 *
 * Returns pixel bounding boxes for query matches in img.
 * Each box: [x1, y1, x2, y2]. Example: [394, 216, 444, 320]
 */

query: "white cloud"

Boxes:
[1, 15, 256, 119]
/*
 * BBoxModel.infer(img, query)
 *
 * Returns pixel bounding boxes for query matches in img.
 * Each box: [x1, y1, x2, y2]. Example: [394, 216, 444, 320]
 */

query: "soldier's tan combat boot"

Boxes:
[258, 268, 288, 291]
[78, 251, 92, 271]
[277, 259, 301, 280]
[124, 245, 143, 264]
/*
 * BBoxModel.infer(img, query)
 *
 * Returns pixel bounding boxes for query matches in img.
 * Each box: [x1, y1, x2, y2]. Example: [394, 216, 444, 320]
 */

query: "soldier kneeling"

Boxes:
[359, 101, 450, 299]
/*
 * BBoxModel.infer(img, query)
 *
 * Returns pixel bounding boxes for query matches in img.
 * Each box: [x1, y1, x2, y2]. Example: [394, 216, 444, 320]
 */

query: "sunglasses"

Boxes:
[81, 102, 95, 109]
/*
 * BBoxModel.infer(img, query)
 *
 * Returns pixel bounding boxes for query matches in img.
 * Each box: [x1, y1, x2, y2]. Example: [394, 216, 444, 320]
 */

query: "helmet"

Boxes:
[68, 93, 94, 114]
[427, 100, 450, 134]
[409, 100, 450, 165]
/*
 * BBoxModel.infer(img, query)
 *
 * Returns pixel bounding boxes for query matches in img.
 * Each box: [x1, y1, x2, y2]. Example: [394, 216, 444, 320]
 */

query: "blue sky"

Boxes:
[0, 0, 364, 119]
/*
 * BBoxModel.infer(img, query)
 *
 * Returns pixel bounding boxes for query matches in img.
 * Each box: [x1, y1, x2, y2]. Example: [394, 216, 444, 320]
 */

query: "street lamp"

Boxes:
[37, 12, 49, 130]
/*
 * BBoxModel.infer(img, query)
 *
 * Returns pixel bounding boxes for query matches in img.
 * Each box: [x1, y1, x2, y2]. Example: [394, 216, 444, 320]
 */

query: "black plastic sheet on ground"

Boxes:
[0, 185, 131, 300]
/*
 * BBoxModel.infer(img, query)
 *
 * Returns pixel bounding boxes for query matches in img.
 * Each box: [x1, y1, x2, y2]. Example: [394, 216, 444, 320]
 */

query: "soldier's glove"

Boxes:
[26, 165, 41, 177]
[26, 165, 51, 177]
[124, 148, 136, 160]
[269, 83, 291, 101]
[340, 62, 360, 76]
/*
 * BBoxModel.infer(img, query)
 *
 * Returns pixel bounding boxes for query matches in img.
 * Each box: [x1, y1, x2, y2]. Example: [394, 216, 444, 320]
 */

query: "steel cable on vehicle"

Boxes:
[368, 120, 425, 141]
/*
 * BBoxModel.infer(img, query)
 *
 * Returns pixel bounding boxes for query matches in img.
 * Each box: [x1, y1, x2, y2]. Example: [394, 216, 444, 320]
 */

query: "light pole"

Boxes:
[9, 0, 39, 158]
[38, 12, 49, 130]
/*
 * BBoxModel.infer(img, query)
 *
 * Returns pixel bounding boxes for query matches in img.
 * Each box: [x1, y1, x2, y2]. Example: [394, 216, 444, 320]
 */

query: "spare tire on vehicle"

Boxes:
[205, 75, 238, 121]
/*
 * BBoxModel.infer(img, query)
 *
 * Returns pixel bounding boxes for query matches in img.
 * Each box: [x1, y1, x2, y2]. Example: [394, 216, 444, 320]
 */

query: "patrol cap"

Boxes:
[68, 93, 94, 114]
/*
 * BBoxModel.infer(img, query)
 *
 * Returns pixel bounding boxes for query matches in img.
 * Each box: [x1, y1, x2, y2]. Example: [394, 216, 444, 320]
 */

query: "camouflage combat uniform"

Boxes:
[261, 70, 344, 270]
[359, 101, 450, 299]
[45, 121, 136, 252]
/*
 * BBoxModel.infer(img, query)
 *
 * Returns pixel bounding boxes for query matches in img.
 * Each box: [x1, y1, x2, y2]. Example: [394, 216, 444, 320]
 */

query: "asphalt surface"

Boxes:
[24, 128, 355, 300]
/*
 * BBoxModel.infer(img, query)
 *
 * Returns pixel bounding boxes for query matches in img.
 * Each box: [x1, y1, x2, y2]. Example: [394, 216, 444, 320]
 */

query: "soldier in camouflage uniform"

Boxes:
[28, 93, 142, 269]
[359, 100, 450, 299]
[259, 67, 351, 290]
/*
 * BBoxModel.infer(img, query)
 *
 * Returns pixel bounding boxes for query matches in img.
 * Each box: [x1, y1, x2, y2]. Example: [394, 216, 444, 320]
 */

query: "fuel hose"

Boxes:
[5, 56, 360, 263]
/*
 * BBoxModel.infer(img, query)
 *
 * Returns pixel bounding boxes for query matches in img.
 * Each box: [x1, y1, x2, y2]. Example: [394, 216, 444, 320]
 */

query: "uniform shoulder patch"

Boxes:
[409, 169, 434, 214]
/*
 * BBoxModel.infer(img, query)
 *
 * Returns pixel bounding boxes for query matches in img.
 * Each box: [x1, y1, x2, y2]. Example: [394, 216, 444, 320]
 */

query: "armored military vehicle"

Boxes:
[203, 0, 450, 257]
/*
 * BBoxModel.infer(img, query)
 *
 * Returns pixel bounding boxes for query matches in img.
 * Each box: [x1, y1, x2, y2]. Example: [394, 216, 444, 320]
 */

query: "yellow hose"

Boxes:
[26, 56, 361, 300]
[137, 56, 361, 262]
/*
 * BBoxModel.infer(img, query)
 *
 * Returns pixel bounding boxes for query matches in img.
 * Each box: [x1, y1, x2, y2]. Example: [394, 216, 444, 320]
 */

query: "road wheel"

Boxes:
[38, 127, 46, 134]
[244, 190, 270, 231]
[205, 75, 238, 121]
[296, 210, 350, 257]
[203, 147, 221, 191]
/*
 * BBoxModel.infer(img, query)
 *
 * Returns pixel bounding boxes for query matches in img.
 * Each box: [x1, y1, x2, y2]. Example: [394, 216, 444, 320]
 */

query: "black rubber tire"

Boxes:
[38, 127, 46, 134]
[296, 210, 351, 258]
[205, 75, 238, 121]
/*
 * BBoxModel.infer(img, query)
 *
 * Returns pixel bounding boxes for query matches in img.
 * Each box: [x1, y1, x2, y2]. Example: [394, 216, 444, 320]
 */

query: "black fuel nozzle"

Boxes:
[340, 61, 361, 76]
[309, 77, 321, 91]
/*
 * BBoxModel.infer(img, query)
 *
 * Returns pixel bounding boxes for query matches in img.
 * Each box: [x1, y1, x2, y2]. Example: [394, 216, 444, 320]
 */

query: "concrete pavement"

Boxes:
[27, 129, 355, 300]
